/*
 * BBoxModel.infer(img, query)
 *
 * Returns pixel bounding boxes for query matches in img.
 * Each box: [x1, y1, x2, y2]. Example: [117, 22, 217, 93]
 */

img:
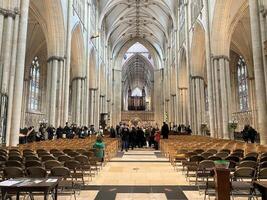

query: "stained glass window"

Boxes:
[237, 56, 249, 111]
[29, 56, 40, 111]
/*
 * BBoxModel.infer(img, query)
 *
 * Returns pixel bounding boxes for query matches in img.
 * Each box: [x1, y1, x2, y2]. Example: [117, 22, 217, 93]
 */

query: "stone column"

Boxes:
[89, 88, 94, 126]
[199, 79, 206, 126]
[76, 78, 82, 126]
[249, 0, 267, 144]
[213, 58, 221, 138]
[46, 61, 52, 123]
[6, 8, 20, 145]
[0, 8, 5, 65]
[219, 57, 230, 139]
[191, 76, 205, 135]
[90, 88, 97, 127]
[57, 59, 64, 127]
[249, 77, 258, 129]
[80, 78, 85, 125]
[1, 15, 14, 93]
[212, 56, 232, 139]
[9, 0, 30, 146]
[185, 1, 192, 126]
[196, 78, 202, 135]
[259, 4, 267, 97]
[49, 58, 58, 127]
[171, 94, 176, 125]
[193, 77, 198, 134]
[179, 88, 188, 125]
[204, 0, 215, 137]
[71, 80, 77, 122]
[63, 0, 73, 124]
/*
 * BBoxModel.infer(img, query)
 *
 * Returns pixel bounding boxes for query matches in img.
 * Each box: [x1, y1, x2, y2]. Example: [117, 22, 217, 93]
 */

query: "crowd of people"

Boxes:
[170, 124, 192, 134]
[19, 121, 258, 147]
[19, 122, 98, 144]
[241, 124, 258, 143]
[19, 121, 171, 151]
[113, 122, 170, 151]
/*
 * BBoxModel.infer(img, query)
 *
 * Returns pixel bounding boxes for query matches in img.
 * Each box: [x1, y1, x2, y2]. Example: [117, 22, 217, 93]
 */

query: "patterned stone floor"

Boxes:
[28, 148, 261, 199]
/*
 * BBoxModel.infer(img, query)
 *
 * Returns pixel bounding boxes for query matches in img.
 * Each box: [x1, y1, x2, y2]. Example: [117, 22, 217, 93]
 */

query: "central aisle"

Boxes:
[81, 149, 203, 200]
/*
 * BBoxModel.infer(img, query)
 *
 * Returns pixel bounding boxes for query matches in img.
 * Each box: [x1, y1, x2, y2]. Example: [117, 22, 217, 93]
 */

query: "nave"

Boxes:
[40, 151, 256, 200]
[16, 148, 205, 200]
[10, 135, 264, 200]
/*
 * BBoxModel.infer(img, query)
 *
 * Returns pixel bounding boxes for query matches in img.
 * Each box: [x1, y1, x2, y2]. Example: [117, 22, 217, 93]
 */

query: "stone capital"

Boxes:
[0, 8, 18, 18]
[47, 56, 65, 63]
[191, 75, 204, 80]
[212, 55, 230, 61]
[72, 76, 85, 81]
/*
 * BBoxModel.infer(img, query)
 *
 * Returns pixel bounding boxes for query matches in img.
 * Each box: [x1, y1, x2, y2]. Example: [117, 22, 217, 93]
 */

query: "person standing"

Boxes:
[154, 130, 161, 150]
[241, 125, 249, 143]
[47, 125, 56, 140]
[128, 128, 133, 150]
[109, 126, 116, 138]
[121, 125, 130, 151]
[248, 125, 257, 143]
[161, 122, 169, 139]
[93, 136, 105, 162]
[137, 127, 145, 148]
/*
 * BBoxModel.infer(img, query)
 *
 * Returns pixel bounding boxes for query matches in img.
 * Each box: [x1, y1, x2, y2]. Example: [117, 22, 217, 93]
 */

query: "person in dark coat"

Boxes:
[47, 125, 55, 140]
[116, 125, 120, 137]
[137, 127, 145, 148]
[56, 126, 64, 139]
[130, 127, 137, 148]
[186, 125, 192, 135]
[248, 125, 257, 143]
[241, 125, 250, 143]
[109, 126, 116, 138]
[178, 125, 182, 133]
[161, 122, 169, 139]
[121, 125, 130, 151]
[64, 123, 74, 139]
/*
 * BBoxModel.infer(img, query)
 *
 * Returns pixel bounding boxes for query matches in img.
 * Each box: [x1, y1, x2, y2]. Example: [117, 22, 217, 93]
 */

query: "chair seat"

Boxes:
[231, 181, 253, 190]
[175, 154, 186, 160]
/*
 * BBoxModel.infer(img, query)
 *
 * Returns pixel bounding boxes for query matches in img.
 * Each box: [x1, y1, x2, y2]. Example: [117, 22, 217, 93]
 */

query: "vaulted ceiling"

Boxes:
[122, 54, 154, 93]
[99, 0, 176, 56]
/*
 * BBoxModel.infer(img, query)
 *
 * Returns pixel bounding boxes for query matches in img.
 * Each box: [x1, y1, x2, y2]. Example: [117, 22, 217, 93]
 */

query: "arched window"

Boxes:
[132, 87, 142, 97]
[237, 56, 249, 111]
[28, 56, 40, 111]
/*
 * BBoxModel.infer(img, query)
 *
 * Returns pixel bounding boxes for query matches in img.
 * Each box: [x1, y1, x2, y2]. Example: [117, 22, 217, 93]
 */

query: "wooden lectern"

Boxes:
[214, 168, 231, 200]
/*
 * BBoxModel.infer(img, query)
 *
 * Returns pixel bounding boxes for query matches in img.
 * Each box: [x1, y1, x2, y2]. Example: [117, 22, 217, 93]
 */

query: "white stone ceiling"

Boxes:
[99, 0, 176, 56]
[122, 54, 154, 92]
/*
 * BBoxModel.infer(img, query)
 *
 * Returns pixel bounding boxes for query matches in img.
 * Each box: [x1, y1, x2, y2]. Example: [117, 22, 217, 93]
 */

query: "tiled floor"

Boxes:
[32, 149, 262, 199]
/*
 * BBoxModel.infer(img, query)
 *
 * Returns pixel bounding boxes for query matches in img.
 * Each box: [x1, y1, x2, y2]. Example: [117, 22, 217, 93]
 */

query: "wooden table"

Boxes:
[254, 181, 267, 199]
[0, 178, 59, 200]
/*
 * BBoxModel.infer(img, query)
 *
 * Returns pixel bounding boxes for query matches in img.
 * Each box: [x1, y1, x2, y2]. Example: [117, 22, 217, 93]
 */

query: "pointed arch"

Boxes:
[71, 23, 85, 78]
[191, 22, 206, 77]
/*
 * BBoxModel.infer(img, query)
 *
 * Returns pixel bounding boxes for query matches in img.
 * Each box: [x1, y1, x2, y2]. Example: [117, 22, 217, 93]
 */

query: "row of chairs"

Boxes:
[0, 148, 102, 181]
[18, 137, 119, 163]
[160, 136, 267, 199]
[160, 135, 267, 162]
[3, 166, 78, 200]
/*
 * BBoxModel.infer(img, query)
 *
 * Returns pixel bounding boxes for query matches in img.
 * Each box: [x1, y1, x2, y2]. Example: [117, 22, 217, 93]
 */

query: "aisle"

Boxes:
[83, 149, 202, 200]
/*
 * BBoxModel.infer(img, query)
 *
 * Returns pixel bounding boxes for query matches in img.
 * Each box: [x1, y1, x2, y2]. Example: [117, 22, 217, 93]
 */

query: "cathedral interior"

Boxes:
[0, 0, 267, 199]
